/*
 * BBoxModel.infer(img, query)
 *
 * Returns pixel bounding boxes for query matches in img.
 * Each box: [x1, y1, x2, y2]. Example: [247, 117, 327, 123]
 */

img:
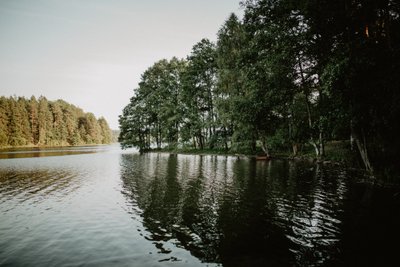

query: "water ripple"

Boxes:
[2, 149, 399, 266]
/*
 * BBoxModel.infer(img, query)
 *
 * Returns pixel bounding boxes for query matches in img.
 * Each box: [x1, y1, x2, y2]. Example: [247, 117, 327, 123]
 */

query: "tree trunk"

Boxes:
[198, 131, 204, 150]
[350, 120, 355, 151]
[350, 116, 373, 173]
[310, 141, 320, 158]
[260, 136, 270, 157]
[292, 143, 298, 156]
[319, 130, 325, 157]
[155, 130, 160, 149]
[222, 126, 229, 150]
[193, 136, 197, 149]
[354, 130, 374, 173]
[297, 55, 324, 159]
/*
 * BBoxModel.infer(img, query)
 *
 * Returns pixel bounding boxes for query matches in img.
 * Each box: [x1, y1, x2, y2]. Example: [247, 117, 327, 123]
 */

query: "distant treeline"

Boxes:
[0, 96, 112, 147]
[119, 0, 400, 179]
[111, 130, 120, 143]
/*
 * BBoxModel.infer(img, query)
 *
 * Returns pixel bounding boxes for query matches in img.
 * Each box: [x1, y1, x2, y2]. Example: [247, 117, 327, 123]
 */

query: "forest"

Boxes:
[0, 96, 112, 147]
[119, 0, 400, 180]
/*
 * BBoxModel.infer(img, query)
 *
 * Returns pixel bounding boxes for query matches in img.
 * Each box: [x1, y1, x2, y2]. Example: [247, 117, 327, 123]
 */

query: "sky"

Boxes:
[0, 0, 243, 129]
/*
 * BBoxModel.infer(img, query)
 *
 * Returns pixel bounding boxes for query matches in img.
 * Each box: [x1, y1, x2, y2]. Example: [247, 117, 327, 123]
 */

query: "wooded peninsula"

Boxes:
[119, 0, 400, 180]
[0, 96, 112, 147]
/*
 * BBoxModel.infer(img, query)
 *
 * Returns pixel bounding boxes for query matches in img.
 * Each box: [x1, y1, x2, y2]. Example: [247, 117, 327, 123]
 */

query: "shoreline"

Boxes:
[149, 148, 400, 187]
[149, 148, 346, 165]
[0, 143, 115, 150]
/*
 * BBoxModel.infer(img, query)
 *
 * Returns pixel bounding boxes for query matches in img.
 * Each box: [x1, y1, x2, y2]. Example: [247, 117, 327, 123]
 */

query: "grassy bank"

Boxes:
[150, 141, 359, 166]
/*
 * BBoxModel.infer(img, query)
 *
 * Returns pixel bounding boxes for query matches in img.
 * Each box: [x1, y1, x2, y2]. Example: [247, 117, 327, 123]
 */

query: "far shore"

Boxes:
[0, 143, 116, 150]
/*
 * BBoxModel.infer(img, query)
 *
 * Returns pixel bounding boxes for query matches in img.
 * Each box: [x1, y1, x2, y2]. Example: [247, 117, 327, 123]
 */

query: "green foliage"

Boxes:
[8, 98, 30, 146]
[0, 97, 9, 146]
[266, 129, 288, 152]
[119, 0, 400, 179]
[0, 96, 112, 147]
[98, 117, 112, 144]
[119, 58, 186, 152]
[181, 39, 218, 149]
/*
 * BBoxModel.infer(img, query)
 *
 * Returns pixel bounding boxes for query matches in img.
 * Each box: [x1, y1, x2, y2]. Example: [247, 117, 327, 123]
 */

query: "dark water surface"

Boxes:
[1, 145, 399, 266]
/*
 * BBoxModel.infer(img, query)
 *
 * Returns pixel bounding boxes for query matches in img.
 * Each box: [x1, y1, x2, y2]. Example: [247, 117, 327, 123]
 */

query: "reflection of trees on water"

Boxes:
[119, 154, 354, 266]
[180, 155, 220, 261]
[217, 159, 293, 266]
[143, 154, 181, 228]
[119, 154, 294, 266]
[269, 161, 348, 266]
[339, 175, 400, 266]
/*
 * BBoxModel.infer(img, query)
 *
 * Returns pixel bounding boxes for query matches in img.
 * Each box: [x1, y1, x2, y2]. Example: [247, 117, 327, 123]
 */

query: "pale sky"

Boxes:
[0, 0, 242, 129]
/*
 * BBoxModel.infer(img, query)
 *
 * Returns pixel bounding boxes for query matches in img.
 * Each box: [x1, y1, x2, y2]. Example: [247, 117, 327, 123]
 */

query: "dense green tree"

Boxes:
[119, 96, 150, 152]
[17, 97, 31, 144]
[287, 93, 311, 156]
[119, 0, 400, 179]
[216, 13, 246, 150]
[181, 39, 218, 149]
[28, 96, 39, 145]
[79, 113, 102, 144]
[233, 1, 300, 155]
[139, 58, 186, 148]
[0, 96, 112, 147]
[119, 58, 186, 151]
[7, 98, 23, 146]
[51, 101, 68, 145]
[37, 96, 53, 145]
[0, 97, 9, 146]
[292, 0, 400, 175]
[7, 97, 31, 146]
[98, 117, 112, 144]
[62, 101, 84, 145]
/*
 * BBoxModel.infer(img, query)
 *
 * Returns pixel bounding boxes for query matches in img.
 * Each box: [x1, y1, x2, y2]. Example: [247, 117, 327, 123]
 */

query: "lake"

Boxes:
[1, 145, 399, 266]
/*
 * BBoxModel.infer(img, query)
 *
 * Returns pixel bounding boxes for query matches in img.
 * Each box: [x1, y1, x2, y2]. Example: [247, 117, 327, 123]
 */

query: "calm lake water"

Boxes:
[1, 145, 399, 266]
